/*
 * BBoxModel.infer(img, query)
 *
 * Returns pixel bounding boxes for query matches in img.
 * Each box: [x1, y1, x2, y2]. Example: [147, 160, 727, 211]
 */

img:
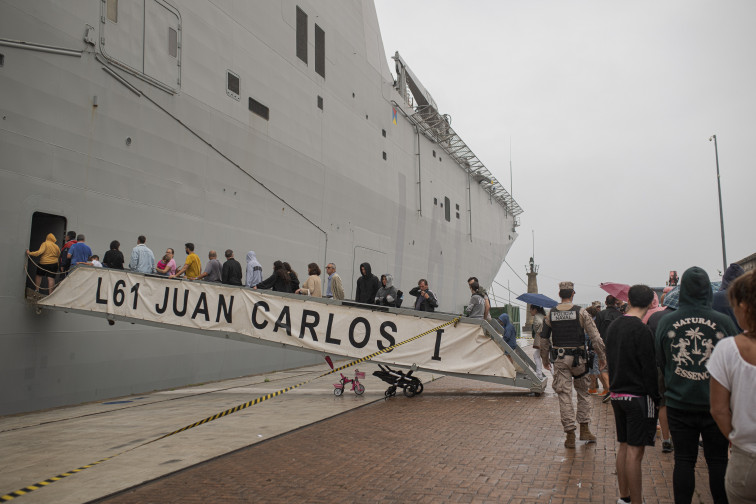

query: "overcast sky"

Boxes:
[375, 0, 756, 311]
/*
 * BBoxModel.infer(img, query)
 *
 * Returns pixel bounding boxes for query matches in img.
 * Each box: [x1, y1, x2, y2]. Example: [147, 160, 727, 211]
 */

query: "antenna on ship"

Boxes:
[509, 136, 513, 197]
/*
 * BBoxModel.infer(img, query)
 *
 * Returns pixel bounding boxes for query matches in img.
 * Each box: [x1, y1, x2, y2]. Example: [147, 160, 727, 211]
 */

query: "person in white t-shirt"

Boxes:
[708, 270, 756, 504]
[84, 255, 103, 268]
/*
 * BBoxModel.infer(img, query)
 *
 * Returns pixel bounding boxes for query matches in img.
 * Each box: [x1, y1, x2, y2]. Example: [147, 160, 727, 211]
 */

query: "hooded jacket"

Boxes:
[712, 263, 745, 332]
[375, 274, 398, 306]
[466, 290, 486, 318]
[641, 292, 667, 324]
[498, 313, 517, 349]
[28, 234, 61, 265]
[245, 251, 263, 287]
[355, 262, 380, 304]
[655, 266, 738, 412]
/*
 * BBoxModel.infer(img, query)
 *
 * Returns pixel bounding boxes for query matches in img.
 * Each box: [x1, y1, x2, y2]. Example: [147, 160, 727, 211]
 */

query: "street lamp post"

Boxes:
[709, 134, 727, 272]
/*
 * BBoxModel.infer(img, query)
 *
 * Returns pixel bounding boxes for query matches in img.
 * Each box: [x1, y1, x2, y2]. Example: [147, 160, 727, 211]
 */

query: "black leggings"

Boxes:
[666, 406, 729, 504]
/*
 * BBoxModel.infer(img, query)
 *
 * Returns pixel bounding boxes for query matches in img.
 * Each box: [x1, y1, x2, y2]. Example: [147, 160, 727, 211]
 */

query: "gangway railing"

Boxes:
[35, 267, 546, 394]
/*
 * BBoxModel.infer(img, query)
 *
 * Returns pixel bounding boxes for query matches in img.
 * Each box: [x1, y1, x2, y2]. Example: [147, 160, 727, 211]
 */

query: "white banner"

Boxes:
[40, 268, 516, 379]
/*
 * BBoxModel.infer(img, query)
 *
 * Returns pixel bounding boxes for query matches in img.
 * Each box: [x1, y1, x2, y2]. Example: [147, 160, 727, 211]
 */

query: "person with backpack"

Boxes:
[59, 230, 77, 277]
[540, 281, 607, 448]
[375, 274, 398, 307]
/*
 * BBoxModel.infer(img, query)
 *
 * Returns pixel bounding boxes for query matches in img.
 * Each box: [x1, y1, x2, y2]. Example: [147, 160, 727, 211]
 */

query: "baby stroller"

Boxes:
[373, 364, 424, 398]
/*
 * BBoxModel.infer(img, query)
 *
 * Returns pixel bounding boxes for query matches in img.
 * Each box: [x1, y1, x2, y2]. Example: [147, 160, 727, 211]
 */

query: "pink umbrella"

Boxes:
[599, 282, 630, 302]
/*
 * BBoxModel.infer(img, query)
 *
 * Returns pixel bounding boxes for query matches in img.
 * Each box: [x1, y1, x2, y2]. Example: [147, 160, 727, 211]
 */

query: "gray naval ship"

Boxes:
[0, 0, 522, 415]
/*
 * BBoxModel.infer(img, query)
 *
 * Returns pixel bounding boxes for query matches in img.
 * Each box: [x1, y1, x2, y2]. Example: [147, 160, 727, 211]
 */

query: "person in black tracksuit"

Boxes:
[355, 262, 380, 304]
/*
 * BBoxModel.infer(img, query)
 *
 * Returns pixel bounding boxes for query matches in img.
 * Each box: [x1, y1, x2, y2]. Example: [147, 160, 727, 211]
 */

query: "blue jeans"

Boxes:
[666, 406, 729, 504]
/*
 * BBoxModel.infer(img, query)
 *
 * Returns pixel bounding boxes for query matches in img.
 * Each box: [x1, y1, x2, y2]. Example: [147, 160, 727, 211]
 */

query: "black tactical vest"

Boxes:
[549, 305, 584, 348]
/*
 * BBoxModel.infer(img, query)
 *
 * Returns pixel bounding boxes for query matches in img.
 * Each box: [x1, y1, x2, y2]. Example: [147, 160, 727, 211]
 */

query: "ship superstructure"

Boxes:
[0, 0, 521, 414]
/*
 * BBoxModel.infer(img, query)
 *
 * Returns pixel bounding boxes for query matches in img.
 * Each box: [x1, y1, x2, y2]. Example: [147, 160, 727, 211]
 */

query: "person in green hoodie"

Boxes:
[656, 266, 738, 504]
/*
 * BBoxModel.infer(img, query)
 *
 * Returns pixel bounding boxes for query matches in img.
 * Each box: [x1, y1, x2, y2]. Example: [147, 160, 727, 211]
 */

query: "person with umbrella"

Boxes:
[540, 281, 607, 449]
[516, 292, 558, 381]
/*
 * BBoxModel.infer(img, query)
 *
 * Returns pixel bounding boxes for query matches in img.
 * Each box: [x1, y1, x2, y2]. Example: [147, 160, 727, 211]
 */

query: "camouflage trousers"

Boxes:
[552, 356, 592, 432]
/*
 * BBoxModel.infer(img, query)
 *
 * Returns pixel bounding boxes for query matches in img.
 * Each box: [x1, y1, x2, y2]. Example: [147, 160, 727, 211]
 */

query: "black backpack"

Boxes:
[597, 309, 621, 340]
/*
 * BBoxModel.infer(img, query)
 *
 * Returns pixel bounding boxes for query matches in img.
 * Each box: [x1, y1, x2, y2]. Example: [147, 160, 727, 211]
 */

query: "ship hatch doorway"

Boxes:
[99, 0, 181, 92]
[26, 212, 67, 294]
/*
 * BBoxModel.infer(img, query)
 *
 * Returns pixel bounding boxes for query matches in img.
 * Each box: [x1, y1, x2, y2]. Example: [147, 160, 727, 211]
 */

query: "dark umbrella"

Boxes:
[516, 292, 559, 309]
[663, 281, 722, 310]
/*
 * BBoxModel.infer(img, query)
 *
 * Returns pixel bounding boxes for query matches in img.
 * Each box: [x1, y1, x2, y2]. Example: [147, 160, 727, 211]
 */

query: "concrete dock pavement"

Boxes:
[2, 351, 718, 504]
[0, 362, 439, 504]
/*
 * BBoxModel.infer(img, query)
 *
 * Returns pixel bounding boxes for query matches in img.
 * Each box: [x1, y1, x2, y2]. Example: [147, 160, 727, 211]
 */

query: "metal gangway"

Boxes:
[35, 267, 546, 394]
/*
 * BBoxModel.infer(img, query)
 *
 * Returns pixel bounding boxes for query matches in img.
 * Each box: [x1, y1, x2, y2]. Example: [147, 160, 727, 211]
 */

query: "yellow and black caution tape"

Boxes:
[0, 456, 116, 501]
[0, 317, 459, 502]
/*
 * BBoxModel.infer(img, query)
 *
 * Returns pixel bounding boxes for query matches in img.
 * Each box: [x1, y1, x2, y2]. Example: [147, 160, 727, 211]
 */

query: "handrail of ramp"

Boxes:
[34, 267, 546, 394]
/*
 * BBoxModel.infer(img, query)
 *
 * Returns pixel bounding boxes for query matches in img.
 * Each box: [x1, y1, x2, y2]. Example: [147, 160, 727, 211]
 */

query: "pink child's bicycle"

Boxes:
[333, 369, 365, 396]
[325, 356, 366, 396]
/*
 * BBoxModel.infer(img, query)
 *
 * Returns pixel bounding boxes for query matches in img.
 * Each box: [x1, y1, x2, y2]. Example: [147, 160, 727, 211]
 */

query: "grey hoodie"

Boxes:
[245, 251, 263, 287]
[375, 274, 398, 306]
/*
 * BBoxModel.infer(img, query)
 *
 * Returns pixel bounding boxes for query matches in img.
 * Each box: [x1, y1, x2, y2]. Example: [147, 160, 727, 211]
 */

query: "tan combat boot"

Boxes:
[579, 423, 597, 443]
[564, 430, 576, 448]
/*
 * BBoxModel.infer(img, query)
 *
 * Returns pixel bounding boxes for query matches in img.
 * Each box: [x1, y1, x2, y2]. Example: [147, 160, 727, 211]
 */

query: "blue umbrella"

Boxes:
[662, 281, 721, 310]
[516, 292, 559, 309]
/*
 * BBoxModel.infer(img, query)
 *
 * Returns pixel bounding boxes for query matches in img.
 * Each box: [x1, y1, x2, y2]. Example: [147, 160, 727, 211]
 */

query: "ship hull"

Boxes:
[0, 0, 518, 414]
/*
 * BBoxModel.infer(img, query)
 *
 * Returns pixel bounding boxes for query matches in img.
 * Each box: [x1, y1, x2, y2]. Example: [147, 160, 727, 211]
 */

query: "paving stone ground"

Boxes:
[95, 377, 717, 504]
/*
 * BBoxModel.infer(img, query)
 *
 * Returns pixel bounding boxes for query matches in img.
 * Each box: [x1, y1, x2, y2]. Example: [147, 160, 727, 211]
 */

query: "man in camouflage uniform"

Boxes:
[540, 281, 607, 448]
